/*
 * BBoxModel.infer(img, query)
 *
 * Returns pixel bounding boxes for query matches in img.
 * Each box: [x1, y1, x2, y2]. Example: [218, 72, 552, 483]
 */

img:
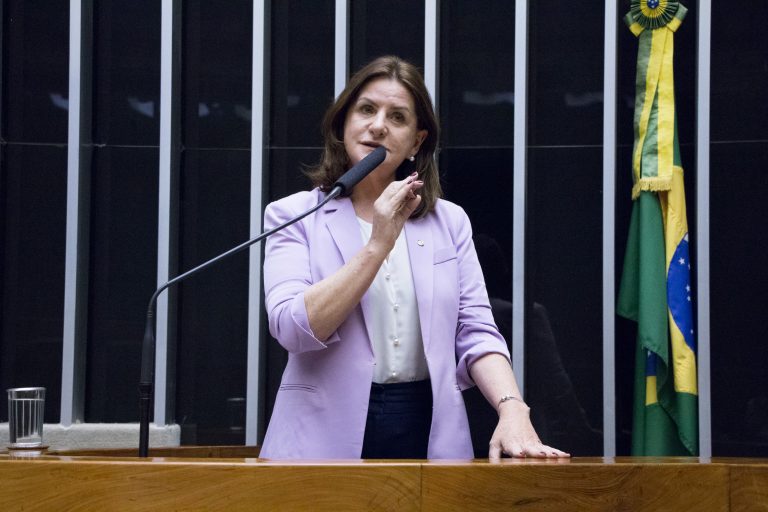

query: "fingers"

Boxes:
[487, 411, 570, 460]
[492, 440, 571, 459]
[488, 441, 503, 461]
[508, 444, 527, 458]
[521, 444, 569, 458]
[376, 174, 422, 218]
[391, 173, 423, 206]
[490, 436, 525, 459]
[368, 174, 423, 249]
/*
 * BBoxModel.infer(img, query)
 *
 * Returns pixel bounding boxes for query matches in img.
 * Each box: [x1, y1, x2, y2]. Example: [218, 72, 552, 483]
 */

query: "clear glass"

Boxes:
[7, 387, 46, 448]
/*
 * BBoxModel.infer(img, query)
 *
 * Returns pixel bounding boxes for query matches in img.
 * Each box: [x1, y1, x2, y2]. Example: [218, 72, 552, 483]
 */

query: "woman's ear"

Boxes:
[411, 129, 428, 155]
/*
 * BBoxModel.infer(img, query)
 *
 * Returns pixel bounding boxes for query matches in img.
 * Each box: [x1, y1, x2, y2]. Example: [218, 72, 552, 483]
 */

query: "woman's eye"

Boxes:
[360, 104, 375, 114]
[391, 112, 405, 123]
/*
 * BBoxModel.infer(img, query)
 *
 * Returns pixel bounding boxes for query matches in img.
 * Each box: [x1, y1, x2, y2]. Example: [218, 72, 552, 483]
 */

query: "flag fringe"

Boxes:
[632, 177, 673, 199]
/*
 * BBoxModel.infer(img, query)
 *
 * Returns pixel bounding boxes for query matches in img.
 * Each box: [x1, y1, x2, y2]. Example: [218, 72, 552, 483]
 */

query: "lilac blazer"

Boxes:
[260, 188, 510, 459]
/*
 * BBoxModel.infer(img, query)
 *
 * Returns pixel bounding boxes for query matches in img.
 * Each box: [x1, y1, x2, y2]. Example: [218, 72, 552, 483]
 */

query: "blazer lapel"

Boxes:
[405, 217, 434, 351]
[324, 197, 361, 265]
[324, 197, 376, 352]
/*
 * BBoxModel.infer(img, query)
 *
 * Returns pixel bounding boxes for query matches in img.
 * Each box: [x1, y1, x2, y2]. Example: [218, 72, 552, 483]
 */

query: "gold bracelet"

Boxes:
[498, 394, 525, 407]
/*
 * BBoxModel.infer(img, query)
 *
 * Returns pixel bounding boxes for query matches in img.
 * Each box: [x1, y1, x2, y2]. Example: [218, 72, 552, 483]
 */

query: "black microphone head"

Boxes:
[332, 146, 387, 196]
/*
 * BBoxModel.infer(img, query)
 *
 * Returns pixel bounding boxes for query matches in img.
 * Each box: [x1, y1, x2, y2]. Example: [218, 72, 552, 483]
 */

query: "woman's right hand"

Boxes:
[368, 172, 424, 254]
[300, 173, 423, 341]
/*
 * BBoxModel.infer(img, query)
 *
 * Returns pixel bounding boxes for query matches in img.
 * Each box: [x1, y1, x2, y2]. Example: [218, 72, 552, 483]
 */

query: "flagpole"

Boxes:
[602, 0, 619, 458]
[695, 0, 712, 459]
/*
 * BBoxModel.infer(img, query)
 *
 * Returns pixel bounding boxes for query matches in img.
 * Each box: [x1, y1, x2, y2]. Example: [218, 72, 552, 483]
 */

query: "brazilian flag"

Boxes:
[617, 0, 698, 456]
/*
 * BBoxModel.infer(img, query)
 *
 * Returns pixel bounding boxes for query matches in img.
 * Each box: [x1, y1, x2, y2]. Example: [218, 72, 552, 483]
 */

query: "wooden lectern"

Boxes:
[1, 446, 767, 511]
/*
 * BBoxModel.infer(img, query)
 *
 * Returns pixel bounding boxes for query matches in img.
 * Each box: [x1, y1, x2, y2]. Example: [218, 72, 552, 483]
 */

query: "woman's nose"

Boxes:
[369, 113, 387, 137]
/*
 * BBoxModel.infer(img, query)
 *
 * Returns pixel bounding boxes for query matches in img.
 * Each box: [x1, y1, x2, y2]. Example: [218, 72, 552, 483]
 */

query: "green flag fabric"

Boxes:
[618, 0, 698, 456]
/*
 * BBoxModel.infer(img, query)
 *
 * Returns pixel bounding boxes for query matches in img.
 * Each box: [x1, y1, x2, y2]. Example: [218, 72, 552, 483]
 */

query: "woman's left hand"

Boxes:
[488, 401, 570, 459]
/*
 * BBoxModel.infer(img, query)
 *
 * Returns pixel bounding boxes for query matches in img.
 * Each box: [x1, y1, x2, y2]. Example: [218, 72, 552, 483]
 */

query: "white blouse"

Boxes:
[357, 218, 430, 384]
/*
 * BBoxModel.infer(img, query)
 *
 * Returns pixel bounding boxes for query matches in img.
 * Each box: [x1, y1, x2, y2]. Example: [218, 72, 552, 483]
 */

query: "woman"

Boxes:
[261, 55, 568, 460]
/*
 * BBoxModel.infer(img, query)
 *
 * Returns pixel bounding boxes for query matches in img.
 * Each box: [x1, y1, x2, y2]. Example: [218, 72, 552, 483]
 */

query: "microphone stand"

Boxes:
[138, 186, 343, 457]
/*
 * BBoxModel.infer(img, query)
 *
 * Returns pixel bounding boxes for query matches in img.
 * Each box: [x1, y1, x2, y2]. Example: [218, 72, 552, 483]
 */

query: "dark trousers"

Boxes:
[361, 379, 433, 459]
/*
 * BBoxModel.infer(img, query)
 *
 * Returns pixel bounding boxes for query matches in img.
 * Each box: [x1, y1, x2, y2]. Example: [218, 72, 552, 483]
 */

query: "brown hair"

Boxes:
[306, 55, 442, 218]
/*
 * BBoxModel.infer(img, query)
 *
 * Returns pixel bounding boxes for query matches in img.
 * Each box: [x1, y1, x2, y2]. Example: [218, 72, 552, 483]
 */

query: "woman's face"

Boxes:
[343, 77, 427, 178]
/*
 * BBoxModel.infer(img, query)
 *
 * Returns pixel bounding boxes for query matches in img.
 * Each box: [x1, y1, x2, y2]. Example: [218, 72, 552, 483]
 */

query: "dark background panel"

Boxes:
[182, 0, 253, 150]
[708, 0, 768, 458]
[1, 0, 69, 143]
[84, 147, 159, 422]
[528, 0, 604, 147]
[438, 0, 515, 147]
[269, 0, 335, 148]
[710, 142, 768, 456]
[267, 147, 321, 202]
[525, 0, 606, 456]
[614, 143, 635, 454]
[92, 0, 161, 145]
[710, 3, 768, 143]
[439, 148, 514, 284]
[526, 146, 604, 456]
[0, 0, 70, 423]
[176, 149, 251, 445]
[350, 0, 425, 73]
[0, 145, 67, 422]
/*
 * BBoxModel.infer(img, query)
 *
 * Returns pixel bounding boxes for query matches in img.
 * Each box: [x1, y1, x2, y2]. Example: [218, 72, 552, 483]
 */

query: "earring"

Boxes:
[408, 155, 415, 162]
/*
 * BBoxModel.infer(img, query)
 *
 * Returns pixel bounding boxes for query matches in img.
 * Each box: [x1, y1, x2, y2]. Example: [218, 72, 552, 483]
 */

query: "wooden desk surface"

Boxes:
[1, 452, 766, 511]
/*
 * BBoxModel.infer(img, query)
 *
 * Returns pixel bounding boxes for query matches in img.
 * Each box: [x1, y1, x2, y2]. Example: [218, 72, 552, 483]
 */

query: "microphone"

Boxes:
[331, 145, 387, 196]
[137, 145, 388, 456]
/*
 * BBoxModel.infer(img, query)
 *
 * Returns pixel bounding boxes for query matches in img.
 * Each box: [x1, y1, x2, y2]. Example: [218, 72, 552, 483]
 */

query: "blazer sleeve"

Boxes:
[449, 206, 512, 389]
[263, 195, 341, 353]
